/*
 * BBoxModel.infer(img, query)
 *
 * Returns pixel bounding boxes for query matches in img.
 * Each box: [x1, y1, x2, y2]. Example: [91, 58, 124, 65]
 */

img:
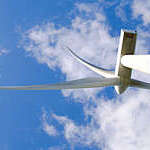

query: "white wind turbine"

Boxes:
[1, 29, 150, 94]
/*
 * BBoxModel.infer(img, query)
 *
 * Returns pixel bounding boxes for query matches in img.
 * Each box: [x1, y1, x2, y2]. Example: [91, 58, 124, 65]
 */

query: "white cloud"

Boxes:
[42, 110, 58, 136]
[50, 89, 150, 150]
[92, 90, 150, 150]
[115, 0, 129, 22]
[43, 123, 58, 136]
[132, 0, 150, 25]
[75, 3, 106, 22]
[48, 146, 63, 150]
[0, 48, 9, 56]
[22, 3, 118, 101]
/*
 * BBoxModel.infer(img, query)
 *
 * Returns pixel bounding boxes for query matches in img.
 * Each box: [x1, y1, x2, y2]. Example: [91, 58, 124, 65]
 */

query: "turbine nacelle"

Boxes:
[114, 29, 137, 94]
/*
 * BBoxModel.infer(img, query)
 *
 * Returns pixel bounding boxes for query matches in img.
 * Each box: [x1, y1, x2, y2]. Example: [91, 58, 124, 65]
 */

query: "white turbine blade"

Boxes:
[65, 47, 115, 78]
[0, 77, 120, 90]
[130, 79, 150, 89]
[121, 55, 150, 74]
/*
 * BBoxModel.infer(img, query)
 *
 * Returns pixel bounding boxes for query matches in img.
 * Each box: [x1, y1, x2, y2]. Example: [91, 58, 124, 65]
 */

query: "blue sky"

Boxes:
[0, 0, 150, 150]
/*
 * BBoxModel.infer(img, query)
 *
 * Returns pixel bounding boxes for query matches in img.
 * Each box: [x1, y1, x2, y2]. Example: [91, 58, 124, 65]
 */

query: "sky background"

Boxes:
[0, 0, 150, 150]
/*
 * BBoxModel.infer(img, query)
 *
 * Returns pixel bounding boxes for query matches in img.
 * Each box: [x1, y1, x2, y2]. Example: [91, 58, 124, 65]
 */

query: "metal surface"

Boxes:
[0, 77, 120, 90]
[66, 47, 115, 78]
[121, 55, 150, 74]
[115, 30, 137, 94]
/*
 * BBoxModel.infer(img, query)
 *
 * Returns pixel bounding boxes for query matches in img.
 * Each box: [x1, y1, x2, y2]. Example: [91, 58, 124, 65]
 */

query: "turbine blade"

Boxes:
[0, 77, 120, 90]
[121, 55, 150, 74]
[129, 79, 150, 89]
[65, 46, 115, 78]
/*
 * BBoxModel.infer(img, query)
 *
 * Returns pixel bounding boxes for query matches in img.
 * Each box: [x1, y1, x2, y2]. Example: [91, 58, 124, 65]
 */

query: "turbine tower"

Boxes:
[1, 29, 150, 94]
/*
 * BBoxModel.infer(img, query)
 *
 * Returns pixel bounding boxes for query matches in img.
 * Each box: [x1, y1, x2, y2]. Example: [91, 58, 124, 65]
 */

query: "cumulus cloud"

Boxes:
[22, 3, 118, 101]
[42, 110, 58, 136]
[48, 146, 64, 150]
[43, 122, 58, 137]
[115, 0, 129, 22]
[0, 48, 9, 56]
[46, 89, 150, 150]
[132, 0, 150, 25]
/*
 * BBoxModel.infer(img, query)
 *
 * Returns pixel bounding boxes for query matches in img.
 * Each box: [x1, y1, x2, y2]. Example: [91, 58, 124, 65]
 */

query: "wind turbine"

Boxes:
[1, 29, 150, 94]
